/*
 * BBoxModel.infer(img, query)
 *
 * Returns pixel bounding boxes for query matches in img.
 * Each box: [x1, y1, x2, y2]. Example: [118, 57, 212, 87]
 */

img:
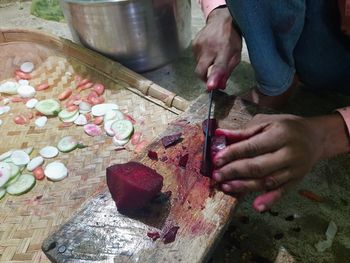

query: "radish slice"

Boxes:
[20, 62, 34, 73]
[91, 103, 119, 117]
[104, 120, 116, 136]
[57, 136, 78, 153]
[18, 79, 29, 86]
[11, 150, 30, 166]
[35, 116, 48, 128]
[35, 99, 61, 116]
[0, 150, 13, 161]
[0, 81, 19, 95]
[104, 109, 124, 122]
[23, 146, 34, 155]
[39, 146, 59, 159]
[74, 114, 87, 126]
[84, 124, 102, 137]
[111, 120, 134, 140]
[44, 161, 68, 181]
[6, 174, 36, 195]
[0, 162, 11, 188]
[27, 156, 44, 171]
[17, 85, 36, 98]
[112, 136, 129, 147]
[0, 188, 5, 200]
[26, 98, 38, 109]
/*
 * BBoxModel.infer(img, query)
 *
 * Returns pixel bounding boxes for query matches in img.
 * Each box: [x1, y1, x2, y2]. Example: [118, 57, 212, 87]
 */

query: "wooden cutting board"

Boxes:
[42, 92, 268, 262]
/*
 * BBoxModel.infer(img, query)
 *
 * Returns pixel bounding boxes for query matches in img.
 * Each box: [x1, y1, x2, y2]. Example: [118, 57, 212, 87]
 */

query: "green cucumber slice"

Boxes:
[23, 146, 34, 155]
[4, 172, 20, 188]
[0, 162, 11, 188]
[9, 163, 20, 179]
[61, 111, 79, 123]
[58, 108, 78, 120]
[0, 150, 13, 162]
[111, 120, 134, 140]
[0, 188, 5, 200]
[35, 99, 61, 116]
[104, 109, 124, 122]
[6, 174, 35, 195]
[57, 136, 78, 153]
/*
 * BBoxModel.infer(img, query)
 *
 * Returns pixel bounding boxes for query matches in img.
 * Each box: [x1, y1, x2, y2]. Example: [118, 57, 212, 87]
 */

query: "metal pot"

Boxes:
[60, 0, 191, 72]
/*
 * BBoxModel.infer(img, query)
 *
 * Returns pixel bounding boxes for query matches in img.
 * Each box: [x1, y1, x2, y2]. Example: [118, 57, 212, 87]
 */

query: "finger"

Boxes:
[213, 150, 289, 181]
[207, 54, 229, 90]
[195, 55, 214, 81]
[221, 178, 265, 193]
[215, 125, 266, 144]
[252, 180, 297, 212]
[264, 168, 294, 190]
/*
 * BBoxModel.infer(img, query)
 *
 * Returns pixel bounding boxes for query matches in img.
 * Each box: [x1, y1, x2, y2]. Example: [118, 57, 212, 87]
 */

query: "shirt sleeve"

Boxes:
[336, 107, 350, 135]
[197, 0, 227, 20]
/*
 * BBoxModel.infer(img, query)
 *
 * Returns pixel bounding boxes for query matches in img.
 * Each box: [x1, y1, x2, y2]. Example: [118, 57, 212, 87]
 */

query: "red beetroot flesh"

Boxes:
[106, 162, 163, 212]
[147, 150, 158, 160]
[163, 226, 180, 244]
[178, 153, 189, 168]
[161, 133, 182, 148]
[211, 136, 227, 161]
[147, 231, 161, 241]
[202, 118, 217, 136]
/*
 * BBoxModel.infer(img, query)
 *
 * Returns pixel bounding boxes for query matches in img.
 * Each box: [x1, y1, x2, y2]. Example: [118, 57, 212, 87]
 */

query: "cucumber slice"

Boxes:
[104, 120, 116, 137]
[6, 174, 35, 195]
[61, 111, 79, 123]
[23, 146, 34, 155]
[58, 108, 78, 120]
[91, 103, 119, 117]
[35, 99, 61, 116]
[27, 156, 44, 172]
[17, 85, 36, 98]
[104, 110, 124, 122]
[0, 188, 5, 200]
[44, 161, 68, 181]
[57, 136, 78, 153]
[4, 172, 20, 188]
[0, 162, 11, 188]
[39, 146, 59, 159]
[11, 150, 30, 166]
[111, 120, 134, 140]
[112, 136, 129, 147]
[0, 81, 19, 95]
[9, 163, 20, 179]
[0, 150, 13, 161]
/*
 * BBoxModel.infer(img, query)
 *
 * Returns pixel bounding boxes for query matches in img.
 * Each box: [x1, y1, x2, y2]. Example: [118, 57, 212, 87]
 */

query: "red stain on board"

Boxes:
[298, 190, 325, 202]
[148, 150, 158, 160]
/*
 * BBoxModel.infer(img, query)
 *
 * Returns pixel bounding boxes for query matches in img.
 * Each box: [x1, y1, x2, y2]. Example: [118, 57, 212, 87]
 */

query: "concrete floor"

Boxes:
[1, 1, 350, 263]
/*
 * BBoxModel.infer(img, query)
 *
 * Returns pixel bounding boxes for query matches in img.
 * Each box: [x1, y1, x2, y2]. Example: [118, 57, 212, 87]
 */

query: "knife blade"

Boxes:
[202, 89, 214, 176]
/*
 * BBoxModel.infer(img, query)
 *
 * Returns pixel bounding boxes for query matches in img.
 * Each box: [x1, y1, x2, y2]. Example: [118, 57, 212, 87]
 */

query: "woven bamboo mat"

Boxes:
[0, 29, 187, 262]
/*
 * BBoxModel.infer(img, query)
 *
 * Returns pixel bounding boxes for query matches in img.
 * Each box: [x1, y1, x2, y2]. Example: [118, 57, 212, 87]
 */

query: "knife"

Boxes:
[202, 89, 214, 176]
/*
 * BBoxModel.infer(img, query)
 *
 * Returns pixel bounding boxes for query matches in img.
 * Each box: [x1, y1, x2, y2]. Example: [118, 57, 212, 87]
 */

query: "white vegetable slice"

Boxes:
[44, 161, 68, 181]
[11, 150, 30, 166]
[39, 146, 59, 159]
[84, 124, 102, 137]
[25, 98, 38, 109]
[74, 114, 87, 126]
[104, 109, 124, 122]
[0, 120, 2, 127]
[20, 62, 34, 73]
[18, 79, 29, 86]
[0, 188, 5, 200]
[0, 162, 11, 188]
[0, 81, 19, 95]
[58, 109, 78, 120]
[79, 101, 91, 113]
[61, 111, 79, 123]
[0, 106, 11, 116]
[35, 99, 61, 116]
[8, 163, 20, 179]
[35, 116, 48, 128]
[0, 150, 13, 161]
[6, 174, 35, 195]
[27, 156, 44, 171]
[4, 172, 20, 188]
[111, 120, 134, 140]
[112, 136, 129, 147]
[91, 103, 119, 117]
[104, 120, 116, 137]
[57, 136, 78, 153]
[17, 85, 36, 98]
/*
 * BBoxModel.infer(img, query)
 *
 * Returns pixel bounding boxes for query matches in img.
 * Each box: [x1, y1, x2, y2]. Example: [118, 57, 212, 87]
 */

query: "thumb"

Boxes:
[206, 65, 228, 91]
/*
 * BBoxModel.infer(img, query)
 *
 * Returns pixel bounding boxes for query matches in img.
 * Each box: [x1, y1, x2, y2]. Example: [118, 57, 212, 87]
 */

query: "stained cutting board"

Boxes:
[42, 93, 269, 262]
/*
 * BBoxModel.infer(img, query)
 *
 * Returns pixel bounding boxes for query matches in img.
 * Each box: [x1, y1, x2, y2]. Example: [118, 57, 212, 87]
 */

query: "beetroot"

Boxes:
[211, 136, 226, 161]
[147, 150, 158, 160]
[178, 153, 189, 168]
[147, 231, 161, 241]
[106, 162, 163, 212]
[202, 118, 217, 136]
[163, 226, 180, 244]
[161, 133, 182, 148]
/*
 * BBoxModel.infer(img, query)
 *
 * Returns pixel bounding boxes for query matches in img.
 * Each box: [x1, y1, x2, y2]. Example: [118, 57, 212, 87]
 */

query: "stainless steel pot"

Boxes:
[60, 0, 191, 72]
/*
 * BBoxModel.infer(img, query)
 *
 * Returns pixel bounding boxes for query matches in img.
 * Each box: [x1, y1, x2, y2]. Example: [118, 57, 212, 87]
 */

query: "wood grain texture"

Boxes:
[43, 92, 271, 263]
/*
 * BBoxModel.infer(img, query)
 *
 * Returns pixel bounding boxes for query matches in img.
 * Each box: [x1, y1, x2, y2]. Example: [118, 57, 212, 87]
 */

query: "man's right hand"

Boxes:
[193, 7, 242, 90]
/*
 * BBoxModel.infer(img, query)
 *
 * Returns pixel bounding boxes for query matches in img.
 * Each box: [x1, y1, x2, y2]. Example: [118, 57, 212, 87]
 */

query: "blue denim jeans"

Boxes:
[226, 0, 350, 96]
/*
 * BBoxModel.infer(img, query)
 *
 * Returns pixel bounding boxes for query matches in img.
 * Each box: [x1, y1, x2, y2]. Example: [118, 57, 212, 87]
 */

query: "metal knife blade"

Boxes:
[202, 90, 214, 176]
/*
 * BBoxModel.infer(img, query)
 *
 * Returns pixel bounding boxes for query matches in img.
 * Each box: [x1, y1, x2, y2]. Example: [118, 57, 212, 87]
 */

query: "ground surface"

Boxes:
[1, 1, 350, 262]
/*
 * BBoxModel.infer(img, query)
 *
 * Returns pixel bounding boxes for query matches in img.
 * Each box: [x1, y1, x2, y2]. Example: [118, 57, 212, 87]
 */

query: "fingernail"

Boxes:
[256, 204, 266, 212]
[213, 171, 222, 182]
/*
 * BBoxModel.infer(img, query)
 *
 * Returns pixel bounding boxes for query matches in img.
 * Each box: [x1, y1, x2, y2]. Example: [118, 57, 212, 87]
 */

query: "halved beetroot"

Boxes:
[163, 226, 180, 244]
[148, 150, 158, 160]
[202, 118, 217, 136]
[106, 162, 164, 212]
[161, 133, 182, 148]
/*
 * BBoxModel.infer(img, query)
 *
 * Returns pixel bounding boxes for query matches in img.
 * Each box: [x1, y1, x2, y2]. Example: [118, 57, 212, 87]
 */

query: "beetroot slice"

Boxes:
[163, 226, 180, 244]
[202, 118, 217, 136]
[161, 133, 182, 148]
[147, 150, 158, 160]
[106, 162, 163, 212]
[178, 153, 189, 168]
[147, 231, 161, 241]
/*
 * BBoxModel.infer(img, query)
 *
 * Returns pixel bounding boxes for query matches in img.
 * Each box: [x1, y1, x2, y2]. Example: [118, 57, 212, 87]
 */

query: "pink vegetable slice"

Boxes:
[84, 124, 102, 137]
[161, 133, 182, 148]
[106, 162, 163, 212]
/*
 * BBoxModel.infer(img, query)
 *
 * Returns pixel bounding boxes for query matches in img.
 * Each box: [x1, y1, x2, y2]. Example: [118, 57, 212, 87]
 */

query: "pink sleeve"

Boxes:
[336, 107, 350, 135]
[197, 0, 227, 20]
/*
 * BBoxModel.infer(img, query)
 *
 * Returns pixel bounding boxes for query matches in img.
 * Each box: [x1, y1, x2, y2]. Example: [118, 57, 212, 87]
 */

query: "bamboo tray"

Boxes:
[0, 29, 189, 263]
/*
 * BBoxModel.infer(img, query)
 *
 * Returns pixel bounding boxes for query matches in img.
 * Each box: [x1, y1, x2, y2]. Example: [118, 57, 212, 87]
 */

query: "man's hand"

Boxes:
[212, 114, 350, 212]
[193, 7, 242, 90]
